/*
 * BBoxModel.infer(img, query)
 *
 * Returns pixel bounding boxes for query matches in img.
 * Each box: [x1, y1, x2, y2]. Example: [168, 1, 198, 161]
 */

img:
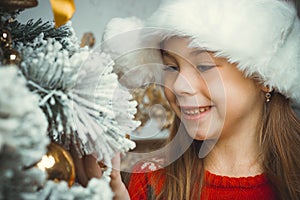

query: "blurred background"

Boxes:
[17, 0, 161, 46]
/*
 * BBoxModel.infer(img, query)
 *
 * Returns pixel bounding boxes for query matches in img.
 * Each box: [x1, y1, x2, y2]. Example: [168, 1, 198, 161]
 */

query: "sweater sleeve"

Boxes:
[127, 161, 164, 200]
[127, 162, 150, 200]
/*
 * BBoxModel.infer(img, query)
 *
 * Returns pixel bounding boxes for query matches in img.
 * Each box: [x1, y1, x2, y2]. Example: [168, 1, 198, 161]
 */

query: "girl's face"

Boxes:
[162, 37, 265, 141]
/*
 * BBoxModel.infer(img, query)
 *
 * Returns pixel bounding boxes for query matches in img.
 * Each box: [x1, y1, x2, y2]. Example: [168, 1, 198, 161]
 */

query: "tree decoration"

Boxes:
[0, 66, 49, 199]
[15, 28, 140, 165]
[49, 0, 76, 28]
[35, 142, 76, 187]
[8, 19, 77, 51]
[0, 3, 140, 199]
[38, 178, 113, 200]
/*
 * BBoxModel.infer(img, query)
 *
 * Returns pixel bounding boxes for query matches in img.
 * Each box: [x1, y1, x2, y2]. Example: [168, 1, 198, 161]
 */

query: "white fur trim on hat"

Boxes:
[102, 17, 163, 88]
[146, 0, 300, 103]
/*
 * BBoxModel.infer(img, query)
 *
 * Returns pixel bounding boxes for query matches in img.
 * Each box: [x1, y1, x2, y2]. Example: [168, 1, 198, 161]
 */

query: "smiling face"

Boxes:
[161, 37, 265, 141]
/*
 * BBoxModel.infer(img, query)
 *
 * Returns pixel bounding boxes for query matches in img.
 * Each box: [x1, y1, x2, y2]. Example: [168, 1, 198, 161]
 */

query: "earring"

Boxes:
[265, 92, 271, 102]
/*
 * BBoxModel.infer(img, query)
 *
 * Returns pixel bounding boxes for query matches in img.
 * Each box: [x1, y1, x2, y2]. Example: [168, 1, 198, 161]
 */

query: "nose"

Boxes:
[173, 67, 198, 96]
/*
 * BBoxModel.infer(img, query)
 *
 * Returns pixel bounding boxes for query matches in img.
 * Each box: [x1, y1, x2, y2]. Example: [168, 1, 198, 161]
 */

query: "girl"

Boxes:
[83, 0, 300, 199]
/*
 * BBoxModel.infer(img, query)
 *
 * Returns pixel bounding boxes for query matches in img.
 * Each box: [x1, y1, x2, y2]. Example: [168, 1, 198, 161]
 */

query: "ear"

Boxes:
[260, 85, 273, 93]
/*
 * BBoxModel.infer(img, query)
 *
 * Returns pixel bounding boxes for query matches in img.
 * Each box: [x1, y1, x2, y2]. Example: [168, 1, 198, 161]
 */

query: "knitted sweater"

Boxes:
[127, 162, 277, 200]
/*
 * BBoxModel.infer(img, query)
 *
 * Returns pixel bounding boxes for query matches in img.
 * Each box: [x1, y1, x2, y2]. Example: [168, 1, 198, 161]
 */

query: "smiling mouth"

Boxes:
[180, 106, 212, 117]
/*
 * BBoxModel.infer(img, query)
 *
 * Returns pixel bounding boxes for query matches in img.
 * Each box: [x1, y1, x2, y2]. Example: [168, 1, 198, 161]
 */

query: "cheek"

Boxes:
[163, 76, 177, 101]
[164, 86, 177, 109]
[223, 82, 263, 118]
[230, 79, 262, 102]
[204, 72, 227, 105]
[164, 86, 180, 115]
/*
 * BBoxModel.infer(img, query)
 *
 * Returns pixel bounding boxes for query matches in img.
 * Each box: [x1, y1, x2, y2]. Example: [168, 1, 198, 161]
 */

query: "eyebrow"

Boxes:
[189, 49, 207, 56]
[160, 49, 207, 58]
[160, 49, 171, 57]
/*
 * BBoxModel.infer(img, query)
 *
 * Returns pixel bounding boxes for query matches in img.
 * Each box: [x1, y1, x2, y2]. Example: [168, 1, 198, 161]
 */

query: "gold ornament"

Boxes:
[36, 142, 76, 187]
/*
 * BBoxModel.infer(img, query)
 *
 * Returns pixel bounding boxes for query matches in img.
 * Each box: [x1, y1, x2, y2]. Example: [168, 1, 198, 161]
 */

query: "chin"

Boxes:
[186, 129, 210, 141]
[194, 136, 208, 141]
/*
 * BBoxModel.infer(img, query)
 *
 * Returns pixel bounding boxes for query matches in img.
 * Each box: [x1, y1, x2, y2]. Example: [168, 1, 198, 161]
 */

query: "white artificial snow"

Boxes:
[0, 66, 49, 199]
[16, 32, 140, 165]
[37, 178, 113, 200]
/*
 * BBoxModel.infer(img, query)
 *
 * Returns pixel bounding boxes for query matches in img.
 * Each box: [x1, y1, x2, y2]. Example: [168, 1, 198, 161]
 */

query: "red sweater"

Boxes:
[127, 162, 277, 200]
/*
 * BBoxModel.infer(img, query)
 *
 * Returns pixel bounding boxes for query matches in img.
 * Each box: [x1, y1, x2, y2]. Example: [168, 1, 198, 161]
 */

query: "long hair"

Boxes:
[155, 116, 204, 200]
[154, 93, 300, 200]
[260, 93, 300, 199]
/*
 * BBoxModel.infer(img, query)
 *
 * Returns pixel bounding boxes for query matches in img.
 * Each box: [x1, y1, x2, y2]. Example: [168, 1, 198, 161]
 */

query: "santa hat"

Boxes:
[103, 0, 300, 103]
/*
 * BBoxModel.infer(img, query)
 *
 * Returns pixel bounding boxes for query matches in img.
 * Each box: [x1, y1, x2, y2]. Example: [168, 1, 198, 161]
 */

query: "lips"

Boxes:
[182, 106, 210, 115]
[180, 106, 212, 119]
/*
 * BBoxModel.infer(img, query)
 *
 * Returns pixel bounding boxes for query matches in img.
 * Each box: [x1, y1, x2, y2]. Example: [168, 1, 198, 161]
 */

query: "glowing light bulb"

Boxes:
[37, 155, 55, 171]
[10, 54, 17, 61]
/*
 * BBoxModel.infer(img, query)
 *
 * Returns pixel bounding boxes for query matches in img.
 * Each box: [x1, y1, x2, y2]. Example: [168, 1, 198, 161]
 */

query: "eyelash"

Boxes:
[163, 65, 179, 72]
[163, 65, 216, 72]
[197, 65, 216, 72]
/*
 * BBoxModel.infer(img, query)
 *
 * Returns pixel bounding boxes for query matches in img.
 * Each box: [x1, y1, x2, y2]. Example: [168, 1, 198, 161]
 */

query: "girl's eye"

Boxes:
[197, 64, 216, 72]
[163, 65, 179, 72]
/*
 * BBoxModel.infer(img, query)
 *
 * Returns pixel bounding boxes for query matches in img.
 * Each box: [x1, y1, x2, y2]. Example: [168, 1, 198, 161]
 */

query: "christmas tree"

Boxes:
[0, 1, 139, 199]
